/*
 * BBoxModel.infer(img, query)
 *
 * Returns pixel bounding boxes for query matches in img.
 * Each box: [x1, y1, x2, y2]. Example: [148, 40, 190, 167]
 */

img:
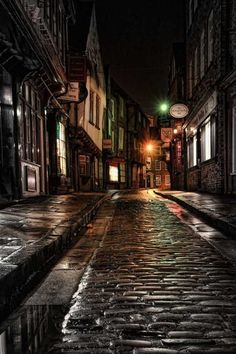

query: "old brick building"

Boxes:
[0, 0, 75, 200]
[168, 43, 186, 190]
[184, 0, 234, 193]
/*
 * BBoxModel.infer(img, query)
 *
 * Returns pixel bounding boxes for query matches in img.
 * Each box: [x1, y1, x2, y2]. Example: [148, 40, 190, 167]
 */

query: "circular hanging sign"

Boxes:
[170, 103, 189, 118]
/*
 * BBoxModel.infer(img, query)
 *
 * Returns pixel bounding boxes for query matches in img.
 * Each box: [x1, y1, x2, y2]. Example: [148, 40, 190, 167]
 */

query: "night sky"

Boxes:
[95, 0, 185, 115]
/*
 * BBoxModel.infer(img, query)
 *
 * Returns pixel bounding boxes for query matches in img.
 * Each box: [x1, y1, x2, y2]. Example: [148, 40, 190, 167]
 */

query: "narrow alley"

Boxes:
[1, 190, 236, 354]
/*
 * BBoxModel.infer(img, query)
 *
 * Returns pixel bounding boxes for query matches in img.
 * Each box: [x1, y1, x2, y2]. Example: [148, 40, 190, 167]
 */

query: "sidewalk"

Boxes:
[154, 190, 236, 237]
[0, 191, 115, 321]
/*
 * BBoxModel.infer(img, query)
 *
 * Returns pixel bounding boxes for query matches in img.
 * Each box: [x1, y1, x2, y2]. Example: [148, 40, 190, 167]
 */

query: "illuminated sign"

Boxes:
[170, 103, 189, 118]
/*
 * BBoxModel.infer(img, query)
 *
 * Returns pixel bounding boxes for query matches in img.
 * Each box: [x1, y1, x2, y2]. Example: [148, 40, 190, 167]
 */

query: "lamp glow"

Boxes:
[146, 144, 153, 153]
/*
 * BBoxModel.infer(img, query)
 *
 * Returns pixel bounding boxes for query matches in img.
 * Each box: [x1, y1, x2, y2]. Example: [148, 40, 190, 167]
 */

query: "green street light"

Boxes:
[159, 102, 170, 113]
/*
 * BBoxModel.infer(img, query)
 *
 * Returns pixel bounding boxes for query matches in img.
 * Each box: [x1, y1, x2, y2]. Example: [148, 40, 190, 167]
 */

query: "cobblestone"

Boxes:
[46, 191, 236, 353]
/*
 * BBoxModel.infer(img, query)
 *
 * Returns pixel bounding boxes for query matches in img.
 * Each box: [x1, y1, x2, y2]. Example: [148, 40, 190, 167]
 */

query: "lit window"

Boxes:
[109, 165, 118, 182]
[201, 116, 216, 162]
[187, 134, 197, 168]
[57, 122, 66, 175]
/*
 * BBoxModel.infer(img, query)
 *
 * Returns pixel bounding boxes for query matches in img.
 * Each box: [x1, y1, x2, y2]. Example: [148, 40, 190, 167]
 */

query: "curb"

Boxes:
[0, 192, 115, 321]
[154, 191, 236, 238]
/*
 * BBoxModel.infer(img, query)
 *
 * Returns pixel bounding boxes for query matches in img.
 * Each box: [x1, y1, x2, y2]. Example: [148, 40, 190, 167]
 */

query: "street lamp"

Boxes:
[146, 143, 153, 153]
[159, 102, 169, 113]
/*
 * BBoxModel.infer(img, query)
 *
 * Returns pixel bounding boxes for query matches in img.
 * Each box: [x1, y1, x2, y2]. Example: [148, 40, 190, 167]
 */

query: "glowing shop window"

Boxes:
[57, 122, 66, 175]
[109, 165, 118, 182]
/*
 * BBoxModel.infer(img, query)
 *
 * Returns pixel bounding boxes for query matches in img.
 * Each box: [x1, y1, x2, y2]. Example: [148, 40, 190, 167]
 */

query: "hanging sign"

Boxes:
[161, 128, 173, 143]
[170, 103, 189, 118]
[59, 82, 79, 102]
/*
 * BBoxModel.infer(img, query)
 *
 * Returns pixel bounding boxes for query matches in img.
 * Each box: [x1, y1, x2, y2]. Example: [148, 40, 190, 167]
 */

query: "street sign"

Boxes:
[161, 128, 173, 142]
[59, 82, 79, 102]
[170, 103, 189, 118]
[103, 139, 112, 149]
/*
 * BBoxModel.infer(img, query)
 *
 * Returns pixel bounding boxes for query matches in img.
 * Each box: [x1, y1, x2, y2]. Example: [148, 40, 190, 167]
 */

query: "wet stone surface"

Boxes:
[1, 190, 236, 353]
[43, 191, 236, 353]
[0, 193, 104, 263]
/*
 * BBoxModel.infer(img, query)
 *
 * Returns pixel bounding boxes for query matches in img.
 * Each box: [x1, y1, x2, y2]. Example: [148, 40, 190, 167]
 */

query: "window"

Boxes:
[112, 130, 115, 151]
[187, 134, 197, 168]
[201, 116, 216, 162]
[157, 146, 162, 155]
[165, 175, 171, 185]
[200, 30, 205, 79]
[208, 10, 214, 66]
[232, 106, 236, 173]
[89, 90, 94, 123]
[20, 83, 42, 165]
[164, 162, 168, 171]
[110, 99, 115, 121]
[109, 165, 118, 182]
[95, 95, 100, 128]
[57, 122, 66, 175]
[118, 127, 124, 150]
[156, 175, 161, 186]
[155, 160, 161, 170]
[120, 163, 126, 183]
[119, 97, 124, 117]
[108, 117, 112, 137]
[79, 155, 90, 176]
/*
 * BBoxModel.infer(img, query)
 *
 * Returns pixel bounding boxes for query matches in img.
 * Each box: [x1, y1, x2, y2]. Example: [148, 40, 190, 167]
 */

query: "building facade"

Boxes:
[168, 43, 186, 190]
[0, 0, 75, 200]
[103, 77, 127, 190]
[103, 74, 150, 190]
[184, 0, 234, 194]
[67, 1, 106, 192]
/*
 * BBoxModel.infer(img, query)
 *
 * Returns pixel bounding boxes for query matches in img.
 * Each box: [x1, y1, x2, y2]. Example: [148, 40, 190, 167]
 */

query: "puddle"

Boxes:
[0, 304, 67, 354]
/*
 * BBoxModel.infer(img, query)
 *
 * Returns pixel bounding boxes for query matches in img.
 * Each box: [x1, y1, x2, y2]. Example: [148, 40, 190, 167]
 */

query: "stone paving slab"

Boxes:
[0, 192, 114, 320]
[154, 190, 236, 237]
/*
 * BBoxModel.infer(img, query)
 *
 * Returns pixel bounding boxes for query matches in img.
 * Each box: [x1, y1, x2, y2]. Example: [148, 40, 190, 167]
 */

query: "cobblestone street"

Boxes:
[47, 190, 236, 353]
[1, 190, 236, 354]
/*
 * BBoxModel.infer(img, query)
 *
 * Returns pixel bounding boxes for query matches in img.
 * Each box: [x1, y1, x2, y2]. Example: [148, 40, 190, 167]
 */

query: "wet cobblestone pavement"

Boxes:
[1, 190, 236, 353]
[45, 190, 236, 354]
[0, 193, 104, 261]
